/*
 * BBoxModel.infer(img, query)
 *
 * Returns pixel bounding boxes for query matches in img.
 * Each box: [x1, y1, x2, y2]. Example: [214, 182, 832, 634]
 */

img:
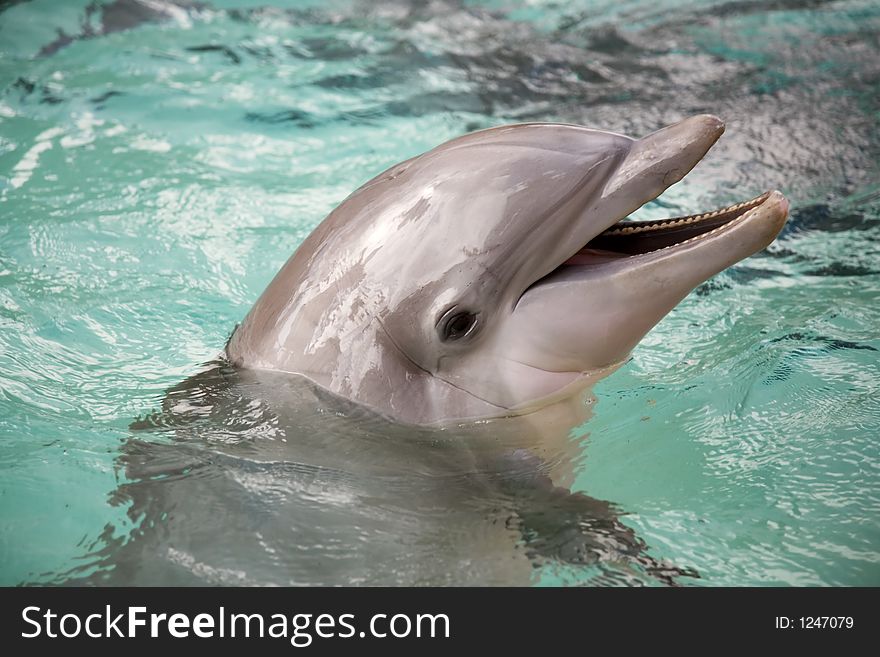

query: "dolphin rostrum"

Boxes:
[227, 115, 789, 426]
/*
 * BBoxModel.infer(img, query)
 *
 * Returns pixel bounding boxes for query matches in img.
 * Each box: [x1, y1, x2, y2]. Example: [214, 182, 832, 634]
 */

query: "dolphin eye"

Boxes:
[439, 310, 478, 342]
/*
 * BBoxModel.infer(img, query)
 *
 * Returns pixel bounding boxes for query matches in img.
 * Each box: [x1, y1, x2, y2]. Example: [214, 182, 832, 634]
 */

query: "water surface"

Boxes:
[1, 0, 878, 585]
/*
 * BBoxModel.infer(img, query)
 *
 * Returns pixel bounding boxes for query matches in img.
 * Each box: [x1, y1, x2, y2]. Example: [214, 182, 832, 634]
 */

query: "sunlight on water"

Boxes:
[0, 0, 878, 585]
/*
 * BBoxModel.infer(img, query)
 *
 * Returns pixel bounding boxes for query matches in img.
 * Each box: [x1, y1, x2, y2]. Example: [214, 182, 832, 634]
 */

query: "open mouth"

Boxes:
[562, 191, 773, 266]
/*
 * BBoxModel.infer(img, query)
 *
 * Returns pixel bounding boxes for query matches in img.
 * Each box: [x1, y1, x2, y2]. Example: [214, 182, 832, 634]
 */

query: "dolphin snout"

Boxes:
[601, 114, 725, 207]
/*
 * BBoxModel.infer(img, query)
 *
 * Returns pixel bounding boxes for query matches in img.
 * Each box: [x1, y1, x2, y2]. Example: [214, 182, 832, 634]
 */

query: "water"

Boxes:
[0, 0, 878, 586]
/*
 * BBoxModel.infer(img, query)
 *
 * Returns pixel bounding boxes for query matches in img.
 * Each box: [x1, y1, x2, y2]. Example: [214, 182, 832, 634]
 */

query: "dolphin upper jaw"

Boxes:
[493, 116, 730, 313]
[556, 114, 729, 270]
[602, 114, 726, 201]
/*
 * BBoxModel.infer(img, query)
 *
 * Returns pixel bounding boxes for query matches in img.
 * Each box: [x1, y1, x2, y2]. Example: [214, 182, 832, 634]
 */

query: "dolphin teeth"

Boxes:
[599, 191, 771, 237]
[640, 203, 763, 254]
[573, 191, 773, 260]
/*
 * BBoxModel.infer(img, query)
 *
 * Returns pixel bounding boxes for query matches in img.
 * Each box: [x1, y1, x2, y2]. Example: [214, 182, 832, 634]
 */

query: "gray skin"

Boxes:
[227, 114, 789, 426]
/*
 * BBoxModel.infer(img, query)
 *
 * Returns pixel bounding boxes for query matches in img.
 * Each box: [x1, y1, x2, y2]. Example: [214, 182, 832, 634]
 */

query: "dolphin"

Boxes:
[227, 115, 789, 426]
[59, 115, 788, 586]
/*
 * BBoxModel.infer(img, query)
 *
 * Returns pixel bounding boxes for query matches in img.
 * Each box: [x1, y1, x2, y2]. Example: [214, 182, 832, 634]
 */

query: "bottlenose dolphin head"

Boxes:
[227, 115, 789, 425]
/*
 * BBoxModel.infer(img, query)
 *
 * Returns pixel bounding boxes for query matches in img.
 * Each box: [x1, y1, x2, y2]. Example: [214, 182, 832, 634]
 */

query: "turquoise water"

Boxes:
[1, 0, 878, 585]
